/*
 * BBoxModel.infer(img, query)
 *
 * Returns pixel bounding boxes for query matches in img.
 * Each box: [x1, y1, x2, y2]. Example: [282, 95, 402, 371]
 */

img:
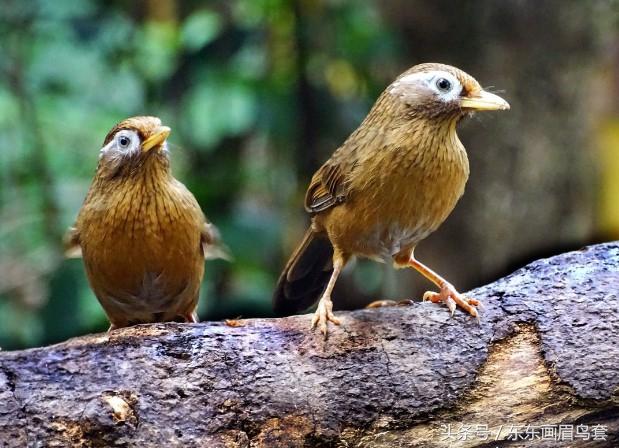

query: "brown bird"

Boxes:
[65, 116, 228, 330]
[273, 63, 509, 336]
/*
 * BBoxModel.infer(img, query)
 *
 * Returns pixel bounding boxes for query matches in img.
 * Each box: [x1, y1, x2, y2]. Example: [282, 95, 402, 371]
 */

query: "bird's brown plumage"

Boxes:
[66, 116, 227, 329]
[273, 63, 509, 335]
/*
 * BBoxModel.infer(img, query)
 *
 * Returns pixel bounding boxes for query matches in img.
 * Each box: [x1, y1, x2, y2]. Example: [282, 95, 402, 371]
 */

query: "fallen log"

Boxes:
[1, 243, 618, 447]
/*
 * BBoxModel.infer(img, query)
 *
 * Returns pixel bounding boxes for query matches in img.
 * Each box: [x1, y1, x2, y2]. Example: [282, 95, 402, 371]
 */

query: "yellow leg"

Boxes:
[407, 255, 479, 317]
[311, 254, 344, 337]
[183, 311, 199, 323]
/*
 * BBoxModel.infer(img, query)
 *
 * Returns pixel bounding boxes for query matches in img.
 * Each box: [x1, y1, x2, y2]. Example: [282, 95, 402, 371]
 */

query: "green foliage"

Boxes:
[183, 76, 256, 148]
[181, 9, 222, 52]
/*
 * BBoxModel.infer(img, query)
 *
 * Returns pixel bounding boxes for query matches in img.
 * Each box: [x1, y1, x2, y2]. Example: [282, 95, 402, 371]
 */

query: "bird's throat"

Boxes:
[98, 150, 171, 182]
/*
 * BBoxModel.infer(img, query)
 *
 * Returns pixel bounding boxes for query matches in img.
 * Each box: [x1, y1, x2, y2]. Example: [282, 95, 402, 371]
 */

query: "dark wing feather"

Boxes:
[304, 144, 359, 214]
[272, 229, 334, 315]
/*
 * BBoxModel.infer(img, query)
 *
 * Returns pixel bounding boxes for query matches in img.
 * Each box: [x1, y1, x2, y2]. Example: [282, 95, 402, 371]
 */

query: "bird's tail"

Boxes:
[273, 228, 334, 316]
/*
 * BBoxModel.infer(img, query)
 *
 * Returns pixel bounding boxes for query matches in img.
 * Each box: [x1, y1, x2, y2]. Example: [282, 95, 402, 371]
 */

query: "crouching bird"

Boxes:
[65, 116, 228, 330]
[273, 63, 509, 336]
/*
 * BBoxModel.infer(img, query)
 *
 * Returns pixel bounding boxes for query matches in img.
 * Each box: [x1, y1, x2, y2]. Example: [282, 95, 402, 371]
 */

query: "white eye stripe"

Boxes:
[393, 70, 458, 88]
[389, 70, 462, 101]
[114, 130, 138, 145]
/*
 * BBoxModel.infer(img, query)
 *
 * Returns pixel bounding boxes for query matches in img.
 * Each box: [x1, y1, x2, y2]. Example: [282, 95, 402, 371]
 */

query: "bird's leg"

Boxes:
[311, 255, 344, 337]
[406, 255, 479, 317]
[108, 324, 119, 332]
[182, 311, 199, 323]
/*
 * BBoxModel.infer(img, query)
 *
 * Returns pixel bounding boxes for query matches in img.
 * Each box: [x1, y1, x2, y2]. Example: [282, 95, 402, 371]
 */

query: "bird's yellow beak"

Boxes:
[460, 90, 510, 111]
[141, 126, 171, 152]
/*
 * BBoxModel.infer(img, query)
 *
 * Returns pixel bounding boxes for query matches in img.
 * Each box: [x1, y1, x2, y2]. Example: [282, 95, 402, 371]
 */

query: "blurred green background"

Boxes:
[1, 0, 618, 350]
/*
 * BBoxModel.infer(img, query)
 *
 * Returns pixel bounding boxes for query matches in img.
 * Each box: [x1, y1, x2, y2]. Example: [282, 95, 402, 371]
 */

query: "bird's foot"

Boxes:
[311, 295, 340, 338]
[423, 284, 480, 318]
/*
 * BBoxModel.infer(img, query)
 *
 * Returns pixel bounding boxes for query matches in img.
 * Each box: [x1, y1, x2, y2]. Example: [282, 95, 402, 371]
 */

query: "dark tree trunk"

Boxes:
[1, 243, 618, 447]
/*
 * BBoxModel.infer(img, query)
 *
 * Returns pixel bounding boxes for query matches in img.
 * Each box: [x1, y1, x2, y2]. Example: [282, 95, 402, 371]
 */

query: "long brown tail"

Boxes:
[273, 228, 334, 316]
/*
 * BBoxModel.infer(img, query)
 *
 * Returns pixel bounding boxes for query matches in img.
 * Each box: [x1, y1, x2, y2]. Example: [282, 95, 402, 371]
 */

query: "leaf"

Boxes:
[181, 10, 222, 52]
[184, 79, 256, 149]
[135, 22, 179, 81]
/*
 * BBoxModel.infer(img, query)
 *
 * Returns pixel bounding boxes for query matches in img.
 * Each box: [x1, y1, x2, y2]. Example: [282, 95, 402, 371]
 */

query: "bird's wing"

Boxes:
[63, 226, 82, 258]
[201, 221, 232, 261]
[304, 145, 359, 214]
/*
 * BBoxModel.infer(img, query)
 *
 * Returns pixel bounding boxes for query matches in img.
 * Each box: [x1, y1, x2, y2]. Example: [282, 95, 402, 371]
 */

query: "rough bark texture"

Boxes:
[0, 242, 618, 447]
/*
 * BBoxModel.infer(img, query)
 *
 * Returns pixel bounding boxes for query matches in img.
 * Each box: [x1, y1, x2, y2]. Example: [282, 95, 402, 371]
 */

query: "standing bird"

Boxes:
[65, 116, 228, 330]
[273, 63, 509, 336]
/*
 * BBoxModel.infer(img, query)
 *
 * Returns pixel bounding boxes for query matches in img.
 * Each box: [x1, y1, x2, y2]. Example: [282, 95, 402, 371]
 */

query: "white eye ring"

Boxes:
[435, 77, 452, 92]
[117, 135, 131, 148]
[389, 70, 462, 100]
[113, 130, 139, 152]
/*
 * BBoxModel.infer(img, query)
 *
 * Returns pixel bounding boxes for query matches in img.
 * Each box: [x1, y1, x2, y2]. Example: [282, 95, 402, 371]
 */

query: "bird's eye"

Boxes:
[436, 78, 452, 92]
[118, 135, 131, 148]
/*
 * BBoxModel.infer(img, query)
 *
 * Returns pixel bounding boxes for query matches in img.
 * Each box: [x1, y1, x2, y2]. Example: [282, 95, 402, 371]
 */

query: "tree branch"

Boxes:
[1, 243, 618, 447]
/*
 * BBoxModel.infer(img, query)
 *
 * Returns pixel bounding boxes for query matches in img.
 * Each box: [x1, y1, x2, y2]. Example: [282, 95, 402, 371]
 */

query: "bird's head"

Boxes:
[387, 63, 509, 120]
[97, 116, 171, 178]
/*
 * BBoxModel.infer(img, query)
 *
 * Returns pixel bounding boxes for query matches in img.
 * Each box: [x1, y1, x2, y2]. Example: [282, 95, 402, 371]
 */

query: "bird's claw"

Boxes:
[423, 285, 479, 318]
[311, 296, 340, 338]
